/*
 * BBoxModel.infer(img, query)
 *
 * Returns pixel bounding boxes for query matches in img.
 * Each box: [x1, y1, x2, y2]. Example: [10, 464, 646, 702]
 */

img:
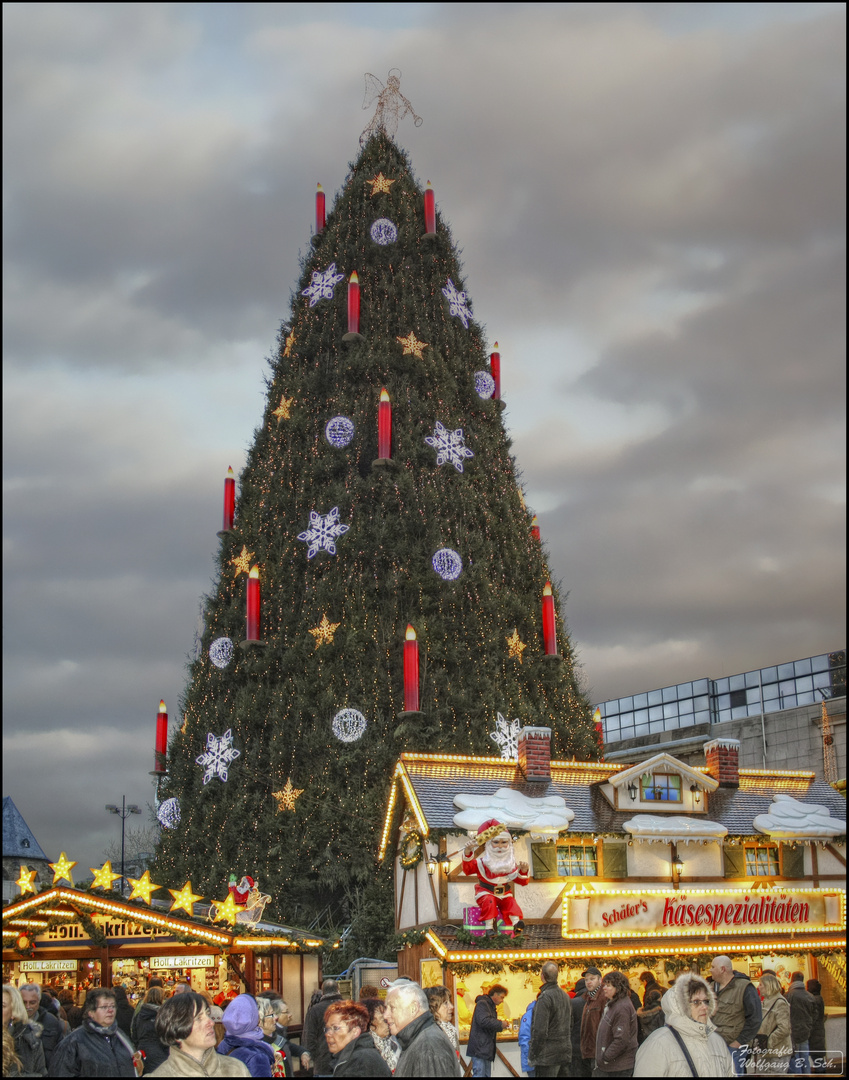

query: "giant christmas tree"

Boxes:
[155, 108, 598, 954]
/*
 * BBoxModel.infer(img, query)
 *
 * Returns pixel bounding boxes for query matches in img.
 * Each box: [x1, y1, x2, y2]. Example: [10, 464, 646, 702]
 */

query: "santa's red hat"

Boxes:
[474, 819, 509, 846]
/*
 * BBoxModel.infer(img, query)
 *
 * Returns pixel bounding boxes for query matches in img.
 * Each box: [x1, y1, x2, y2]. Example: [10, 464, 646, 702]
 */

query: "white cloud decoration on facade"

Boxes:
[752, 795, 844, 838]
[623, 814, 728, 844]
[453, 787, 574, 839]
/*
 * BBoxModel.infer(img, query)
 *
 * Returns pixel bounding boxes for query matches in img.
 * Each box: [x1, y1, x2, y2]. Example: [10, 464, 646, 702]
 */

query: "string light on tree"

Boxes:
[425, 421, 474, 472]
[209, 638, 235, 669]
[474, 371, 496, 399]
[297, 507, 350, 558]
[332, 708, 367, 743]
[324, 416, 355, 448]
[230, 546, 254, 578]
[169, 880, 203, 915]
[272, 779, 304, 812]
[432, 548, 463, 581]
[489, 713, 522, 760]
[506, 629, 527, 663]
[157, 798, 181, 830]
[196, 730, 241, 784]
[308, 613, 341, 649]
[442, 279, 473, 328]
[396, 331, 428, 359]
[16, 867, 37, 896]
[301, 263, 345, 307]
[49, 853, 77, 887]
[127, 870, 160, 905]
[370, 218, 398, 245]
[90, 861, 122, 891]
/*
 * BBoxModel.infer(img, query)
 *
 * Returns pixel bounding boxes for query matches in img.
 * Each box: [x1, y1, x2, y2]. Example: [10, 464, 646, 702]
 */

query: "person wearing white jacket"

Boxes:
[633, 974, 735, 1078]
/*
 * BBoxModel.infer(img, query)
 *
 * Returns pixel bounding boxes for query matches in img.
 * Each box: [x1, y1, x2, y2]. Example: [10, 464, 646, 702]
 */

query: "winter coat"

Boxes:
[10, 1019, 47, 1077]
[466, 994, 505, 1061]
[262, 1031, 305, 1079]
[580, 989, 605, 1061]
[130, 1004, 168, 1074]
[148, 1045, 250, 1077]
[369, 1032, 400, 1072]
[331, 1031, 391, 1076]
[35, 1007, 65, 1069]
[594, 995, 638, 1074]
[711, 969, 762, 1048]
[112, 989, 135, 1041]
[393, 1011, 459, 1077]
[808, 992, 826, 1053]
[570, 991, 586, 1062]
[641, 978, 663, 1005]
[518, 1001, 536, 1074]
[47, 1015, 136, 1077]
[529, 980, 572, 1068]
[786, 981, 816, 1044]
[751, 992, 791, 1076]
[636, 992, 665, 1043]
[302, 993, 343, 1076]
[216, 1034, 275, 1078]
[633, 974, 735, 1078]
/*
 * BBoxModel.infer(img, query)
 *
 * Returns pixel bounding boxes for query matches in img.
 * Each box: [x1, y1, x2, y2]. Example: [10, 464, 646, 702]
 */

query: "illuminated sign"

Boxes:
[157, 956, 216, 968]
[20, 959, 78, 972]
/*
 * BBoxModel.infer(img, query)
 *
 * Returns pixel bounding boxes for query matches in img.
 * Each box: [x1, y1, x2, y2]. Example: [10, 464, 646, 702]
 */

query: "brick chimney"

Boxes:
[518, 726, 551, 783]
[704, 738, 740, 787]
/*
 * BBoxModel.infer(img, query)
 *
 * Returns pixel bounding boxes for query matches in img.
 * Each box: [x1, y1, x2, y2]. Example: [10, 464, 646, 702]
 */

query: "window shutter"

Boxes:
[602, 842, 627, 878]
[780, 844, 804, 878]
[530, 843, 558, 878]
[723, 844, 745, 878]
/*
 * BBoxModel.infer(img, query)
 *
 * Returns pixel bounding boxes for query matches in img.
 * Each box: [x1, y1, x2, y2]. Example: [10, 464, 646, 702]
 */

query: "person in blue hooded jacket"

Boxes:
[518, 999, 536, 1076]
[216, 995, 275, 1077]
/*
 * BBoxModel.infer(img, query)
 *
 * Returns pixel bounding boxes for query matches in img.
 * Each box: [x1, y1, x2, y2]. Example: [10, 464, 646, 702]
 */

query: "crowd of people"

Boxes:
[1, 954, 829, 1077]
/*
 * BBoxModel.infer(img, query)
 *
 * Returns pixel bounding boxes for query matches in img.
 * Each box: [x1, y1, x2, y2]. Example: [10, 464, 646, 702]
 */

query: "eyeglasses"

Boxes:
[690, 999, 710, 1007]
[324, 1024, 348, 1034]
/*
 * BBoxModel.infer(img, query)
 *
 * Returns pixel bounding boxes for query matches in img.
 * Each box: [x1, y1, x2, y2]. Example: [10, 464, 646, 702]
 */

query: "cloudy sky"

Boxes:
[3, 3, 845, 877]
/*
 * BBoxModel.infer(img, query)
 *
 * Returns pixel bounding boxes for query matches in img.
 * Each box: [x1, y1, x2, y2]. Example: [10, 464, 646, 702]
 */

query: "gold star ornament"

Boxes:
[16, 866, 37, 896]
[272, 395, 294, 423]
[367, 172, 396, 196]
[231, 545, 254, 578]
[169, 880, 203, 915]
[210, 891, 241, 925]
[282, 331, 296, 358]
[90, 861, 123, 891]
[396, 331, 428, 359]
[506, 628, 527, 664]
[273, 778, 304, 812]
[127, 870, 160, 905]
[308, 613, 341, 649]
[49, 852, 77, 886]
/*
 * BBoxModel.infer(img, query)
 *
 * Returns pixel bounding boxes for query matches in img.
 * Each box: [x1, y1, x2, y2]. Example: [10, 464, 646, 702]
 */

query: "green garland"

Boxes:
[392, 928, 430, 951]
[399, 830, 424, 870]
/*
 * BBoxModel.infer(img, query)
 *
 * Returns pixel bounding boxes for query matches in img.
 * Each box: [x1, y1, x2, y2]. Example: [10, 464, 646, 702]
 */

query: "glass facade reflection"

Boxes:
[596, 650, 846, 744]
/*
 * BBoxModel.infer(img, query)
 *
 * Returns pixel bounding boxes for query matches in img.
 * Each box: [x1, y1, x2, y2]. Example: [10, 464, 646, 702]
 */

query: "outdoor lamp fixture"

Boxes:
[627, 781, 638, 801]
[426, 856, 437, 876]
[440, 855, 451, 876]
[672, 854, 684, 875]
[690, 784, 702, 804]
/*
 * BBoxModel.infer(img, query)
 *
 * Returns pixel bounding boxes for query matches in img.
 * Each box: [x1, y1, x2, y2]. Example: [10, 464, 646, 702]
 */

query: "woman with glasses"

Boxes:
[322, 1000, 391, 1076]
[48, 987, 143, 1077]
[633, 974, 735, 1077]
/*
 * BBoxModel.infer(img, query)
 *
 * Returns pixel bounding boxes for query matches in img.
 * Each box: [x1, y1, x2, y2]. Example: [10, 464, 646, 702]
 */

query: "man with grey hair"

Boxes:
[528, 962, 572, 1077]
[710, 954, 761, 1076]
[20, 982, 65, 1069]
[385, 979, 459, 1077]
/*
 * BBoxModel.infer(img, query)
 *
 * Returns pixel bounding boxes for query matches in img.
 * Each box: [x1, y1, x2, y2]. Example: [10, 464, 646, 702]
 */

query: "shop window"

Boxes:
[640, 773, 682, 802]
[744, 844, 780, 877]
[255, 956, 273, 994]
[555, 845, 598, 877]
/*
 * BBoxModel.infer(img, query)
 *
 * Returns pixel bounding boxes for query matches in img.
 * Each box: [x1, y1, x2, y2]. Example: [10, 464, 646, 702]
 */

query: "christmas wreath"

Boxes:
[399, 830, 424, 870]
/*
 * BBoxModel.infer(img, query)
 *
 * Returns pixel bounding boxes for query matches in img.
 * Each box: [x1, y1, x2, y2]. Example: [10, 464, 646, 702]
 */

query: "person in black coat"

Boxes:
[569, 979, 590, 1079]
[467, 985, 509, 1075]
[21, 983, 66, 1071]
[112, 986, 136, 1041]
[528, 964, 572, 1077]
[130, 988, 168, 1074]
[324, 1002, 390, 1077]
[301, 980, 344, 1076]
[5, 983, 47, 1078]
[806, 979, 826, 1072]
[48, 987, 140, 1077]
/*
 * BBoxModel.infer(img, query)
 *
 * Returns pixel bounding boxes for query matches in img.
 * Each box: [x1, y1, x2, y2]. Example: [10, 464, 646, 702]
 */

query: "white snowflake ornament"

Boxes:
[302, 263, 345, 307]
[297, 506, 350, 558]
[489, 713, 522, 760]
[425, 421, 474, 472]
[442, 278, 473, 328]
[196, 730, 241, 785]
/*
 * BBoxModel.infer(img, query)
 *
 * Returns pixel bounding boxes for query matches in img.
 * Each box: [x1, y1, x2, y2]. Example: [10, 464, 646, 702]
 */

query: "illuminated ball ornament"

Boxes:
[324, 416, 355, 448]
[209, 637, 234, 669]
[332, 708, 367, 743]
[157, 798, 181, 830]
[432, 548, 463, 581]
[474, 371, 496, 399]
[370, 218, 398, 245]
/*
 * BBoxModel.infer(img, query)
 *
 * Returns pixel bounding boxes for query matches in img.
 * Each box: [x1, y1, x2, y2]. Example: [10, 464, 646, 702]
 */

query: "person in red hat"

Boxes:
[462, 820, 529, 935]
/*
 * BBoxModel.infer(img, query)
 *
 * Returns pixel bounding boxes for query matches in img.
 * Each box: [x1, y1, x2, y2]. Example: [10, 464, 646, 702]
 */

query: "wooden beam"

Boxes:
[810, 842, 819, 888]
[397, 865, 407, 932]
[824, 843, 846, 867]
[543, 886, 567, 921]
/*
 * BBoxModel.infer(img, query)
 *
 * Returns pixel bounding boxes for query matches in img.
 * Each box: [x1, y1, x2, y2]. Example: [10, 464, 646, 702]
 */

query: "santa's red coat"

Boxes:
[462, 855, 528, 925]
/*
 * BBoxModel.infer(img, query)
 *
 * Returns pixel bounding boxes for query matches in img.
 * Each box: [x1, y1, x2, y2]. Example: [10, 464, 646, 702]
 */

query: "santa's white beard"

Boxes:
[482, 844, 517, 877]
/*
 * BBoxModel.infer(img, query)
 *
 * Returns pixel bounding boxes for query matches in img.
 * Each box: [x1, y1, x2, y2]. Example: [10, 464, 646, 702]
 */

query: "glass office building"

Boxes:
[595, 650, 846, 745]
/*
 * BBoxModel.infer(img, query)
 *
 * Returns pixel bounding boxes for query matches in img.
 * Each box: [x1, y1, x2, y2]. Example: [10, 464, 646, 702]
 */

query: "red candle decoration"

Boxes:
[490, 341, 501, 400]
[424, 181, 436, 235]
[403, 624, 420, 712]
[378, 388, 392, 459]
[315, 183, 325, 233]
[593, 707, 605, 760]
[246, 565, 261, 641]
[542, 581, 557, 656]
[348, 271, 360, 335]
[531, 515, 541, 542]
[223, 466, 235, 532]
[154, 700, 168, 774]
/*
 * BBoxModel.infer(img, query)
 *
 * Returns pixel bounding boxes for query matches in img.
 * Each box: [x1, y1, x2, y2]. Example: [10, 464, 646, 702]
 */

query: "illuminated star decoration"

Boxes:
[16, 866, 37, 896]
[489, 713, 522, 760]
[396, 331, 428, 359]
[273, 778, 305, 812]
[308, 613, 341, 649]
[169, 880, 203, 915]
[506, 629, 527, 664]
[231, 546, 254, 578]
[211, 891, 241, 925]
[90, 861, 123, 891]
[367, 172, 396, 196]
[272, 395, 294, 422]
[49, 853, 77, 886]
[283, 331, 296, 357]
[127, 870, 159, 905]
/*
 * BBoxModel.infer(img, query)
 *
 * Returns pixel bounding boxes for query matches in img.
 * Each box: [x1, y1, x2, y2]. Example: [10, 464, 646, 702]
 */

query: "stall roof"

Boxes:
[3, 797, 49, 862]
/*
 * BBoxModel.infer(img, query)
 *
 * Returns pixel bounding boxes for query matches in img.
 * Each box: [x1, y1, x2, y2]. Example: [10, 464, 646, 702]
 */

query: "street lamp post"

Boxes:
[105, 797, 142, 896]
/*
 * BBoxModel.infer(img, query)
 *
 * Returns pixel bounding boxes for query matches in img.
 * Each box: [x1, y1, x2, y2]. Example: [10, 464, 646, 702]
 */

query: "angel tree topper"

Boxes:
[462, 819, 528, 936]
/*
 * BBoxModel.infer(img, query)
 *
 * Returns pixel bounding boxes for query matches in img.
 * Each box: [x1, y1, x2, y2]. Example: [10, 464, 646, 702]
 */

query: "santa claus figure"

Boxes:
[462, 819, 529, 935]
[228, 874, 255, 906]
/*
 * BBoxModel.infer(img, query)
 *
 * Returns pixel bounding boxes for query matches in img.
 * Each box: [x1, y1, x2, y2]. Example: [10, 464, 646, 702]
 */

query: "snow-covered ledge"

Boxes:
[623, 814, 728, 844]
[453, 788, 574, 839]
[753, 795, 844, 839]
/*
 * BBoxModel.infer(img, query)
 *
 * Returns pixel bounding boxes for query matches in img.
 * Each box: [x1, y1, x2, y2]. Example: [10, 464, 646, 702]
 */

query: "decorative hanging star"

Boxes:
[308, 613, 341, 649]
[282, 331, 296, 357]
[367, 172, 396, 196]
[16, 866, 37, 896]
[272, 395, 294, 422]
[273, 778, 305, 812]
[90, 861, 123, 891]
[127, 870, 160, 905]
[211, 891, 241, 925]
[49, 853, 77, 886]
[169, 880, 203, 915]
[396, 331, 428, 359]
[231, 546, 254, 578]
[506, 629, 527, 664]
[517, 488, 527, 511]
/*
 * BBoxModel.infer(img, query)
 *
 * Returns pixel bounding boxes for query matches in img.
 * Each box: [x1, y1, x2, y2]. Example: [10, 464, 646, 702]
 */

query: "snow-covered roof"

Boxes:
[612, 753, 718, 792]
[753, 795, 845, 839]
[453, 787, 575, 838]
[623, 814, 728, 843]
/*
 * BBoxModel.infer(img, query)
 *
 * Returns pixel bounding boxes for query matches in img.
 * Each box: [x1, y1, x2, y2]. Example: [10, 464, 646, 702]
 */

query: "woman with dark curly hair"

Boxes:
[594, 971, 638, 1078]
[360, 998, 400, 1071]
[424, 986, 460, 1055]
[323, 1000, 391, 1076]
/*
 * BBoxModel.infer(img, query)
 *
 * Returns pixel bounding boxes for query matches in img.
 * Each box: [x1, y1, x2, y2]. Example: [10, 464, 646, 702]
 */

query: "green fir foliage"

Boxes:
[153, 134, 597, 947]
